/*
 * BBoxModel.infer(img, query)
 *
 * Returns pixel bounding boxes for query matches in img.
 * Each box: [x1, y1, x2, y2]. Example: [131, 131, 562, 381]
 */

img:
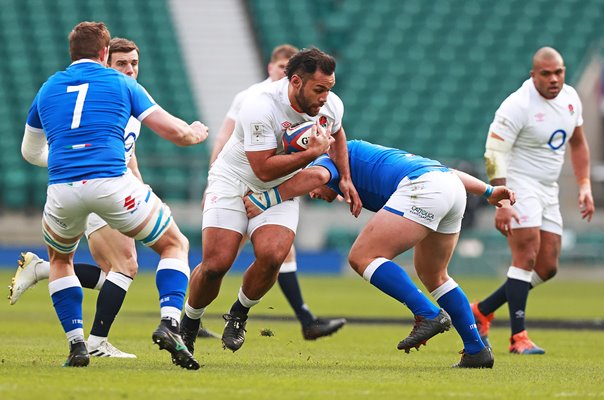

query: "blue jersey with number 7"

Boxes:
[26, 60, 157, 184]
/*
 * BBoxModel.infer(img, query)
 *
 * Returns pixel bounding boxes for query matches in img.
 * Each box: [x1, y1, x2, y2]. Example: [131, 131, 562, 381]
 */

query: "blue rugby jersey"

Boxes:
[311, 140, 448, 212]
[26, 60, 157, 184]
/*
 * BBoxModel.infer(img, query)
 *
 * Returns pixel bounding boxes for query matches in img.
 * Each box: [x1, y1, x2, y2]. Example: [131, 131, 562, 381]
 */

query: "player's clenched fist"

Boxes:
[190, 121, 209, 143]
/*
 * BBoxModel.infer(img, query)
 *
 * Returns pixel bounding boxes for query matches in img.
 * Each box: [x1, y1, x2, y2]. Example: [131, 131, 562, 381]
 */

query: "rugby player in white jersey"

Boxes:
[471, 47, 594, 354]
[204, 44, 346, 342]
[10, 38, 150, 358]
[180, 48, 361, 355]
[19, 22, 208, 368]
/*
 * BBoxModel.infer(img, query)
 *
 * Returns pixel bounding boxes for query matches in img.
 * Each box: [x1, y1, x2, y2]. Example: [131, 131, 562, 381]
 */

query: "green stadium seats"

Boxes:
[249, 0, 602, 168]
[0, 0, 206, 210]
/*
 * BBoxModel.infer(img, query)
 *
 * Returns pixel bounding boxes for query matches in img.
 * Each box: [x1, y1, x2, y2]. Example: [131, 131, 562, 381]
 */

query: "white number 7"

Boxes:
[67, 83, 89, 129]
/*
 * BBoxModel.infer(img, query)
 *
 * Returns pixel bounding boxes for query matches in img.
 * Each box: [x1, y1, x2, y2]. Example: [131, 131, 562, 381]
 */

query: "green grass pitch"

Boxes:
[0, 270, 603, 399]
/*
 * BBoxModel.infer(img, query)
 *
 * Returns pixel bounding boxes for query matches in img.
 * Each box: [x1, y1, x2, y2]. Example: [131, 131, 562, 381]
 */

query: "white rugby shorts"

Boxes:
[507, 175, 562, 235]
[383, 170, 466, 233]
[84, 213, 108, 238]
[44, 170, 160, 239]
[203, 173, 299, 237]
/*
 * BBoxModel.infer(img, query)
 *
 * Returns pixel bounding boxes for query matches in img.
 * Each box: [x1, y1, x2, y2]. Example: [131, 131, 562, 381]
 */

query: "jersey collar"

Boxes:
[70, 59, 102, 67]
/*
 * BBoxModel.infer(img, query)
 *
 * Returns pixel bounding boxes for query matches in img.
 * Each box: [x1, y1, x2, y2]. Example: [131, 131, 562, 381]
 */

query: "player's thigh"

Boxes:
[350, 209, 430, 268]
[250, 224, 296, 266]
[43, 184, 87, 255]
[202, 225, 244, 272]
[86, 173, 162, 237]
[248, 197, 299, 264]
[413, 231, 459, 291]
[88, 223, 137, 276]
[44, 184, 88, 239]
[534, 230, 561, 278]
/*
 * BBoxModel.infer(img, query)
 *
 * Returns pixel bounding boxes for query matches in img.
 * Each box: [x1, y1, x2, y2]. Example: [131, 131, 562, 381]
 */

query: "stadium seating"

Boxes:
[247, 0, 603, 165]
[0, 0, 206, 210]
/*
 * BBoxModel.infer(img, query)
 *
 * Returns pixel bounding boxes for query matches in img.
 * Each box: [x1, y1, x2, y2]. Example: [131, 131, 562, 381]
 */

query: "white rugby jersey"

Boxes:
[225, 78, 271, 121]
[123, 116, 141, 164]
[212, 77, 344, 192]
[488, 79, 583, 184]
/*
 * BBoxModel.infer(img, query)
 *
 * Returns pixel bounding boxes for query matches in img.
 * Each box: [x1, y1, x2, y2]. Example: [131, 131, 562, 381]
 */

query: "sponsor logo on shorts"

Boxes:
[409, 206, 434, 222]
[44, 211, 67, 229]
[124, 195, 136, 210]
[123, 195, 140, 214]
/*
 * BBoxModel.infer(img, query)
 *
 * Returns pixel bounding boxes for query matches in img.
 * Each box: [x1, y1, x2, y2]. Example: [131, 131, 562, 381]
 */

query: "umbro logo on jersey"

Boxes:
[534, 112, 545, 122]
[281, 121, 292, 129]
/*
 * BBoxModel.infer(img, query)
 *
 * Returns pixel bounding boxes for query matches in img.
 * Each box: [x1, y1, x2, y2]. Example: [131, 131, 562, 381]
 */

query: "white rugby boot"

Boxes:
[8, 252, 46, 305]
[87, 339, 137, 358]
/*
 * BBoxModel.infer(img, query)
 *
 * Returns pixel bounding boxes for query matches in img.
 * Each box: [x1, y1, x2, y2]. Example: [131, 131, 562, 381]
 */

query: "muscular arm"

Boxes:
[209, 117, 235, 165]
[246, 147, 326, 182]
[246, 123, 332, 182]
[275, 166, 331, 200]
[453, 169, 515, 207]
[329, 127, 362, 216]
[568, 125, 595, 221]
[142, 108, 208, 146]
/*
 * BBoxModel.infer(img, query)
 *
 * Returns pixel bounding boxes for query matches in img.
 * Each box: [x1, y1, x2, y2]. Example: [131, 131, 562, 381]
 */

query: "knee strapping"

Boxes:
[43, 225, 79, 254]
[134, 198, 173, 246]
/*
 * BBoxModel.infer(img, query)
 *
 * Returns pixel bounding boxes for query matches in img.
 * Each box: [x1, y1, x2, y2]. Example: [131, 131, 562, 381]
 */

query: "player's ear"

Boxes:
[290, 74, 302, 89]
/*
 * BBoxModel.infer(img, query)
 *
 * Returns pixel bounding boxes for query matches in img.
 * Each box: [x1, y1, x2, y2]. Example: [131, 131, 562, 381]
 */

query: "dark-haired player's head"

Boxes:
[108, 37, 140, 79]
[286, 48, 336, 116]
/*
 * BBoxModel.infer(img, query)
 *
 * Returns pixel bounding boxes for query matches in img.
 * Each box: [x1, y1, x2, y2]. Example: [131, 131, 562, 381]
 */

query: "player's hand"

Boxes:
[488, 186, 516, 208]
[306, 121, 334, 157]
[243, 187, 282, 218]
[190, 121, 209, 144]
[243, 194, 263, 218]
[494, 200, 520, 236]
[338, 177, 363, 217]
[578, 183, 595, 222]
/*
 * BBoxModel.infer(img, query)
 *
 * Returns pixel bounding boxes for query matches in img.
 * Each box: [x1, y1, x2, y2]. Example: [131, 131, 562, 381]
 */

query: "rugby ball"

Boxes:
[282, 121, 316, 154]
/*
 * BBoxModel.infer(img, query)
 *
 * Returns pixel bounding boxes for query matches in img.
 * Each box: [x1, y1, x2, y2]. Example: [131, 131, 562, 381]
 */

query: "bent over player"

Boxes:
[245, 140, 518, 368]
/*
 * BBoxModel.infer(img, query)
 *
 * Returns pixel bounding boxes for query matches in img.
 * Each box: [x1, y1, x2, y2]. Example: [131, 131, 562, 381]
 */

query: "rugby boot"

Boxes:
[179, 315, 200, 355]
[453, 347, 494, 368]
[509, 330, 545, 355]
[302, 318, 347, 340]
[8, 252, 44, 305]
[63, 340, 90, 367]
[221, 313, 247, 352]
[397, 309, 452, 353]
[152, 317, 200, 370]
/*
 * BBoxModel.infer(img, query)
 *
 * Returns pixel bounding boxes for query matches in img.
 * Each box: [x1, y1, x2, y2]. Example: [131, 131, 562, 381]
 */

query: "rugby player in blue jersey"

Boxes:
[244, 139, 516, 368]
[20, 22, 208, 369]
